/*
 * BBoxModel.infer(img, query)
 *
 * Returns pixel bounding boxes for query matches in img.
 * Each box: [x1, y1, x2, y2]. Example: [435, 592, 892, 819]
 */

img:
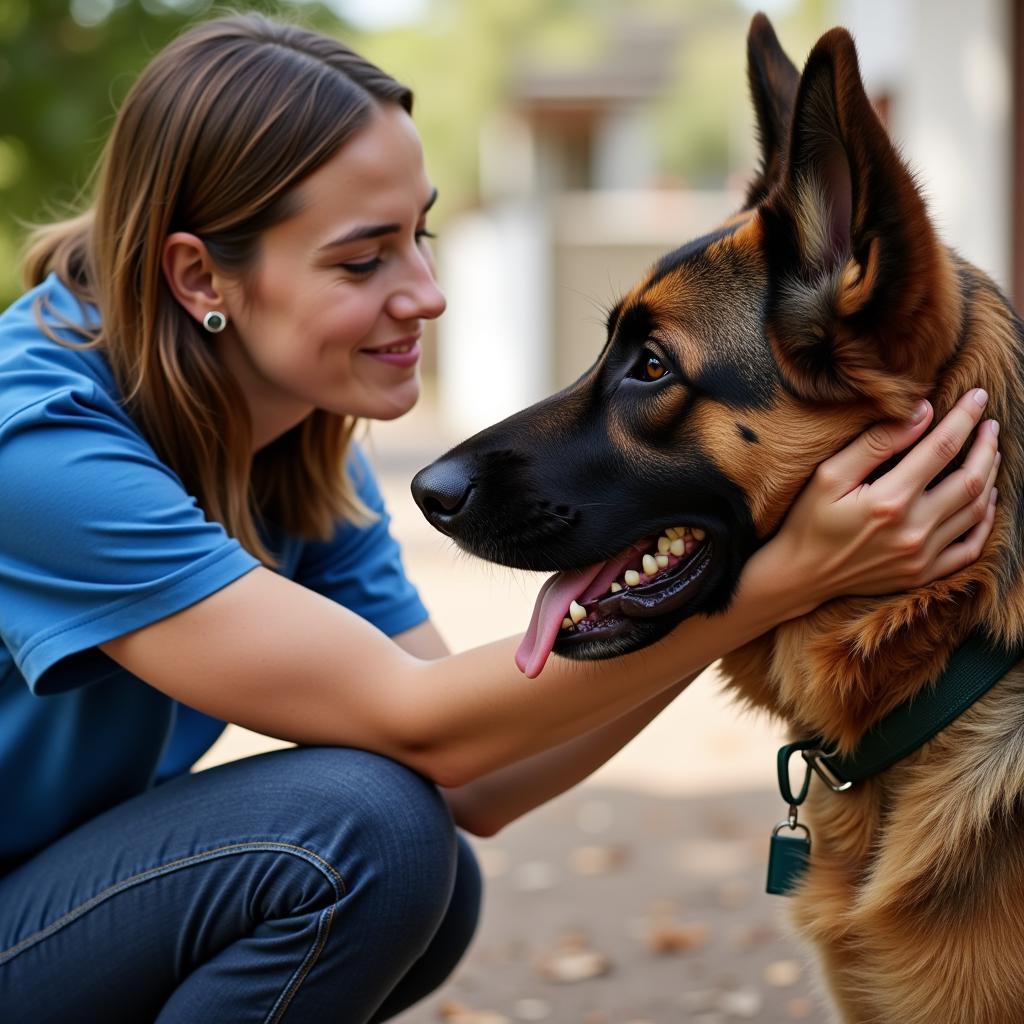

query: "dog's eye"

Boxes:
[642, 356, 667, 381]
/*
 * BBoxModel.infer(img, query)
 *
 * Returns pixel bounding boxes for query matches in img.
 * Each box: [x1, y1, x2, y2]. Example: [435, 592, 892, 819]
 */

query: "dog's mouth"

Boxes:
[515, 525, 714, 677]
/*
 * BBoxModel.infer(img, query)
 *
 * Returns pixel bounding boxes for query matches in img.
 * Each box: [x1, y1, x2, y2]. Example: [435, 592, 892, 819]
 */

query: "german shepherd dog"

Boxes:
[412, 15, 1024, 1023]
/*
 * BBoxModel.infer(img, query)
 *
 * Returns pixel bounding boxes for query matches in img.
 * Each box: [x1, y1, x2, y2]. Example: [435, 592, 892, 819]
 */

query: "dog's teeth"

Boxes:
[642, 554, 658, 576]
[656, 553, 669, 569]
[561, 617, 573, 630]
[624, 569, 641, 587]
[691, 527, 706, 541]
[657, 536, 671, 554]
[664, 528, 677, 540]
[610, 582, 622, 593]
[670, 538, 684, 557]
[569, 600, 587, 625]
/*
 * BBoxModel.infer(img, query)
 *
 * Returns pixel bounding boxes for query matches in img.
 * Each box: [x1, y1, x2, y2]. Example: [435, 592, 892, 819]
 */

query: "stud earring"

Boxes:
[202, 310, 228, 333]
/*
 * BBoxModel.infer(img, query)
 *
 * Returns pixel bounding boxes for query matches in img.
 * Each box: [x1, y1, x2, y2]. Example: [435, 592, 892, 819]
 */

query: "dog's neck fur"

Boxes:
[727, 247, 1024, 752]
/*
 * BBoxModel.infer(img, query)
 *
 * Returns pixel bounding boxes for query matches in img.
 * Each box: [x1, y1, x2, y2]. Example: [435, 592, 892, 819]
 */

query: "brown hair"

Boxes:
[22, 11, 413, 565]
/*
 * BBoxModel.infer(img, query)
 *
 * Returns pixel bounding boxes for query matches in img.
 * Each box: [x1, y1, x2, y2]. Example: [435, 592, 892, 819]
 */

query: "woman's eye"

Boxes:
[641, 355, 668, 381]
[416, 228, 437, 242]
[338, 258, 382, 275]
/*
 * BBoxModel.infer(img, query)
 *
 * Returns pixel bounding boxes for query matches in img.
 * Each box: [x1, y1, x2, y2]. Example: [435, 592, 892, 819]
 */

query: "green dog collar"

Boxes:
[767, 631, 1024, 896]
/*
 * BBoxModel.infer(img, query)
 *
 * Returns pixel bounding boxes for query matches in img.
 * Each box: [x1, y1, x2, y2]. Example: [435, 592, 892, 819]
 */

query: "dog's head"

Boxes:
[412, 16, 963, 676]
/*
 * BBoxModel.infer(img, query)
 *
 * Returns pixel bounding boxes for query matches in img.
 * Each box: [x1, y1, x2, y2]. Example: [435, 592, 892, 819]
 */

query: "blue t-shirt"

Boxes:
[0, 274, 429, 861]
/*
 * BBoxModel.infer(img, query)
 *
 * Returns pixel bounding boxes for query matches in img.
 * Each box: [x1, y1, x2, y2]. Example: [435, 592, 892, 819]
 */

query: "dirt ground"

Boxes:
[198, 395, 832, 1023]
[392, 785, 829, 1024]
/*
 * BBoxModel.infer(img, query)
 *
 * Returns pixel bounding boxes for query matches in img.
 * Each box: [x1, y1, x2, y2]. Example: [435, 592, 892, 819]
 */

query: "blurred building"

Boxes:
[840, 0, 1022, 306]
[436, 15, 742, 434]
[436, 2, 1024, 436]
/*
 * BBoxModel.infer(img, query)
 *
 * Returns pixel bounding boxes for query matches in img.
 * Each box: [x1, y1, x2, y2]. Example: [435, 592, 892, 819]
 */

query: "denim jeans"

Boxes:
[0, 746, 482, 1023]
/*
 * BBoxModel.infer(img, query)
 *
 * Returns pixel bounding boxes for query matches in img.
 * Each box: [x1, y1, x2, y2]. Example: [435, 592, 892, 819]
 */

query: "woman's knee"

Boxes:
[269, 747, 458, 916]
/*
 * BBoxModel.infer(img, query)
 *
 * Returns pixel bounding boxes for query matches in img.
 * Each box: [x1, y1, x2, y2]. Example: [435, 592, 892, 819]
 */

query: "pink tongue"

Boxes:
[515, 563, 604, 678]
[514, 546, 645, 678]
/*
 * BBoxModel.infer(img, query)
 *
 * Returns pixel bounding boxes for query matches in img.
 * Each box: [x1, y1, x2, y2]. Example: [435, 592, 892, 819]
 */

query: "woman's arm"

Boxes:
[101, 392, 998, 794]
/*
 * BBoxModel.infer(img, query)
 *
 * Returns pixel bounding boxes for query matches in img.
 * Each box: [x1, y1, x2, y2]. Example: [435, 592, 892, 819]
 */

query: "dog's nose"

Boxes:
[411, 456, 475, 530]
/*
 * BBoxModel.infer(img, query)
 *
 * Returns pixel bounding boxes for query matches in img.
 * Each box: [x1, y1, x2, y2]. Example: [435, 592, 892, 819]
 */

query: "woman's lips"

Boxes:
[360, 336, 421, 369]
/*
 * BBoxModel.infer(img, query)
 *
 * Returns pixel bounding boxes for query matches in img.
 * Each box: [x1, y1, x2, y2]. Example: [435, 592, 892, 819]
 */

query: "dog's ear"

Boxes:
[760, 28, 951, 414]
[744, 13, 800, 207]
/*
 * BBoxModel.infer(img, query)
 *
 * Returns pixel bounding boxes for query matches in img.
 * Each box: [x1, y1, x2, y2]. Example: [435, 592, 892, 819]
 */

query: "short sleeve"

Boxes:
[294, 445, 429, 637]
[0, 385, 260, 694]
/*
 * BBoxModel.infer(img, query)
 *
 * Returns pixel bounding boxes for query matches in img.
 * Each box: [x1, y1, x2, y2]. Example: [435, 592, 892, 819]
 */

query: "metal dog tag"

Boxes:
[766, 821, 811, 896]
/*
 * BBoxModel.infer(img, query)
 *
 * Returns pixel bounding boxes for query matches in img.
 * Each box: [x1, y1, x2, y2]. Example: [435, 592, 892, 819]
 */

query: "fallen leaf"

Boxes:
[718, 987, 763, 1018]
[568, 844, 628, 876]
[763, 959, 802, 987]
[536, 947, 612, 984]
[438, 1002, 511, 1024]
[646, 921, 710, 955]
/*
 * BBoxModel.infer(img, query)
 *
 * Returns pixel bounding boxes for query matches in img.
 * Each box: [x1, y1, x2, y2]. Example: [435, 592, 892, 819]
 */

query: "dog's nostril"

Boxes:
[411, 459, 475, 519]
[422, 493, 462, 517]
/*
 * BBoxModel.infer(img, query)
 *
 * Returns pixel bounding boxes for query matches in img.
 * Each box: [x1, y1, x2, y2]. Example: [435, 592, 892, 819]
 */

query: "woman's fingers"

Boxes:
[921, 452, 999, 559]
[923, 418, 999, 519]
[912, 488, 997, 585]
[813, 400, 933, 499]
[876, 389, 990, 502]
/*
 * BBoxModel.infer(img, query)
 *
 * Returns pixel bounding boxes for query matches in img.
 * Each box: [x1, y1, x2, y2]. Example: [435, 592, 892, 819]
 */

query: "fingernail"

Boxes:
[990, 419, 1000, 436]
[973, 388, 989, 406]
[910, 400, 929, 423]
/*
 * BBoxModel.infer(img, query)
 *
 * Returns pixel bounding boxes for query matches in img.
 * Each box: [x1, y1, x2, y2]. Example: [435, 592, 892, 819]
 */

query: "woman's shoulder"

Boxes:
[0, 273, 119, 426]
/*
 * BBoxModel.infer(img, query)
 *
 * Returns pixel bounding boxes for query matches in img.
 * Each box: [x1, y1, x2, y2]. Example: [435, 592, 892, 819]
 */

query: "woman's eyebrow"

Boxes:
[317, 188, 438, 251]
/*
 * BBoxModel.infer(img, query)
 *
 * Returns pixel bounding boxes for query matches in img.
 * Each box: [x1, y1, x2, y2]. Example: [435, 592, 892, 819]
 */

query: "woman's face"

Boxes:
[218, 103, 446, 448]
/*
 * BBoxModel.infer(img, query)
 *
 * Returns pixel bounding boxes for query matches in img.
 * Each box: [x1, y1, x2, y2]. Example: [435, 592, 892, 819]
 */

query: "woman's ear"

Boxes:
[162, 232, 225, 326]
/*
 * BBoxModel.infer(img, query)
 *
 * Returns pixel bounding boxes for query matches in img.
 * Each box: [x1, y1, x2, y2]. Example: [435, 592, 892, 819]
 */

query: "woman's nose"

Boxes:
[389, 251, 447, 322]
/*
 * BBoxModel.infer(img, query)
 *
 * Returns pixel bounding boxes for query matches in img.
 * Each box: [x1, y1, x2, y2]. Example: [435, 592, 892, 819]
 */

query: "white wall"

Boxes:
[841, 0, 1013, 289]
[436, 202, 552, 437]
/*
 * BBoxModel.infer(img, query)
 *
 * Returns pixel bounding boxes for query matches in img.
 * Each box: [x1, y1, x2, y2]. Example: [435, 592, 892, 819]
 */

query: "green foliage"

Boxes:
[0, 0, 342, 306]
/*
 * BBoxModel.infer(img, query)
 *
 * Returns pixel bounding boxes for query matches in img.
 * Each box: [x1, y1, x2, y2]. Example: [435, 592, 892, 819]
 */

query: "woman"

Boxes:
[0, 12, 1000, 1023]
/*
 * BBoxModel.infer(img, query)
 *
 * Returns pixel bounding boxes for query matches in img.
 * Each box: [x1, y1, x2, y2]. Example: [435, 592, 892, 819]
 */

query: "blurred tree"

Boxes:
[0, 0, 343, 305]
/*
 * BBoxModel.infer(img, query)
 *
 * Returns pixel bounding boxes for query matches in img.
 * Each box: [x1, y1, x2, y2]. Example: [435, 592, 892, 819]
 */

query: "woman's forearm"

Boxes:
[442, 674, 696, 835]
[408, 536, 807, 786]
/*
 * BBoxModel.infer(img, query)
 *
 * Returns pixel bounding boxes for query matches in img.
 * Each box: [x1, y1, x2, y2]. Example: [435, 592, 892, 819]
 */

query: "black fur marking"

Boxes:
[615, 302, 653, 343]
[692, 357, 776, 411]
[650, 223, 744, 286]
[738, 424, 759, 443]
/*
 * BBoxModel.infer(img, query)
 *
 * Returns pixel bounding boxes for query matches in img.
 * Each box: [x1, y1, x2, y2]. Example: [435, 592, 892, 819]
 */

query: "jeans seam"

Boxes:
[265, 903, 335, 1024]
[0, 841, 347, 969]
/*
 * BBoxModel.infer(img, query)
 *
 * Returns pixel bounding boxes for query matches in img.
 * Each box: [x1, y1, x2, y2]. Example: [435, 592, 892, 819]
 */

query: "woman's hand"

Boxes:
[771, 389, 1000, 613]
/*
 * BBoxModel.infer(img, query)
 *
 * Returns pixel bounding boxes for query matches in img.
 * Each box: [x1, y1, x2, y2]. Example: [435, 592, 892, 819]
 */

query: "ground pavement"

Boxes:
[197, 396, 831, 1023]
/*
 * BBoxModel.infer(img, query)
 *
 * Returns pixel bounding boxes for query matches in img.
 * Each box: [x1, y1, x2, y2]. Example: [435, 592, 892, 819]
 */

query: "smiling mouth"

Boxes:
[515, 525, 714, 677]
[372, 342, 416, 354]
